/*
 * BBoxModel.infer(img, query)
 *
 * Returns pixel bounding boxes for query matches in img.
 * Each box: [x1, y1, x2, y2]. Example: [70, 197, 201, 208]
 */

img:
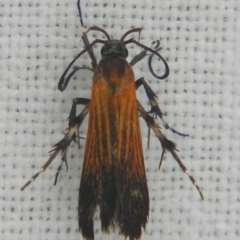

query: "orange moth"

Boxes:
[21, 1, 204, 240]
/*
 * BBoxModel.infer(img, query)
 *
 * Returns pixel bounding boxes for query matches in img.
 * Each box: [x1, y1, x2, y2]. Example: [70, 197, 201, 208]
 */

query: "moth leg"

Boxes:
[129, 49, 148, 67]
[137, 101, 204, 200]
[69, 98, 90, 127]
[20, 103, 89, 191]
[58, 0, 97, 92]
[54, 98, 90, 184]
[135, 77, 189, 137]
[81, 30, 97, 69]
[130, 40, 160, 67]
[68, 98, 90, 147]
[77, 0, 97, 68]
[59, 2, 97, 89]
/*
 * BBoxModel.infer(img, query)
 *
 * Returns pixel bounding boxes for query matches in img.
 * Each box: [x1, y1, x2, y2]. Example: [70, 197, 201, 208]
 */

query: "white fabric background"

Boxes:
[0, 0, 239, 239]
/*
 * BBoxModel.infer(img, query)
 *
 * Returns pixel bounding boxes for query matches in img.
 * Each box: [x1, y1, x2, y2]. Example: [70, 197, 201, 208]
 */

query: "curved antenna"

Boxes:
[148, 46, 169, 80]
[86, 26, 111, 40]
[121, 28, 142, 41]
[58, 39, 106, 91]
[124, 38, 169, 79]
[59, 66, 94, 92]
[77, 0, 97, 68]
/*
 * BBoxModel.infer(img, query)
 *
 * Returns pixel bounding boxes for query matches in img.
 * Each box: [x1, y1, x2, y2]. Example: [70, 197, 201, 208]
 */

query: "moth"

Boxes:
[21, 1, 204, 240]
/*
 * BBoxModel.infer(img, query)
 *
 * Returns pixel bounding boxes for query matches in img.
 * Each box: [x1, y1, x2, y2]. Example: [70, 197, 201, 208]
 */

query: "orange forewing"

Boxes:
[78, 57, 149, 239]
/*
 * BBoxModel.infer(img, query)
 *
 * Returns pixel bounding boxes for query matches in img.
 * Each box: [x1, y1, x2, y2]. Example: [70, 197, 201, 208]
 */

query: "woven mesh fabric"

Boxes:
[0, 0, 239, 239]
